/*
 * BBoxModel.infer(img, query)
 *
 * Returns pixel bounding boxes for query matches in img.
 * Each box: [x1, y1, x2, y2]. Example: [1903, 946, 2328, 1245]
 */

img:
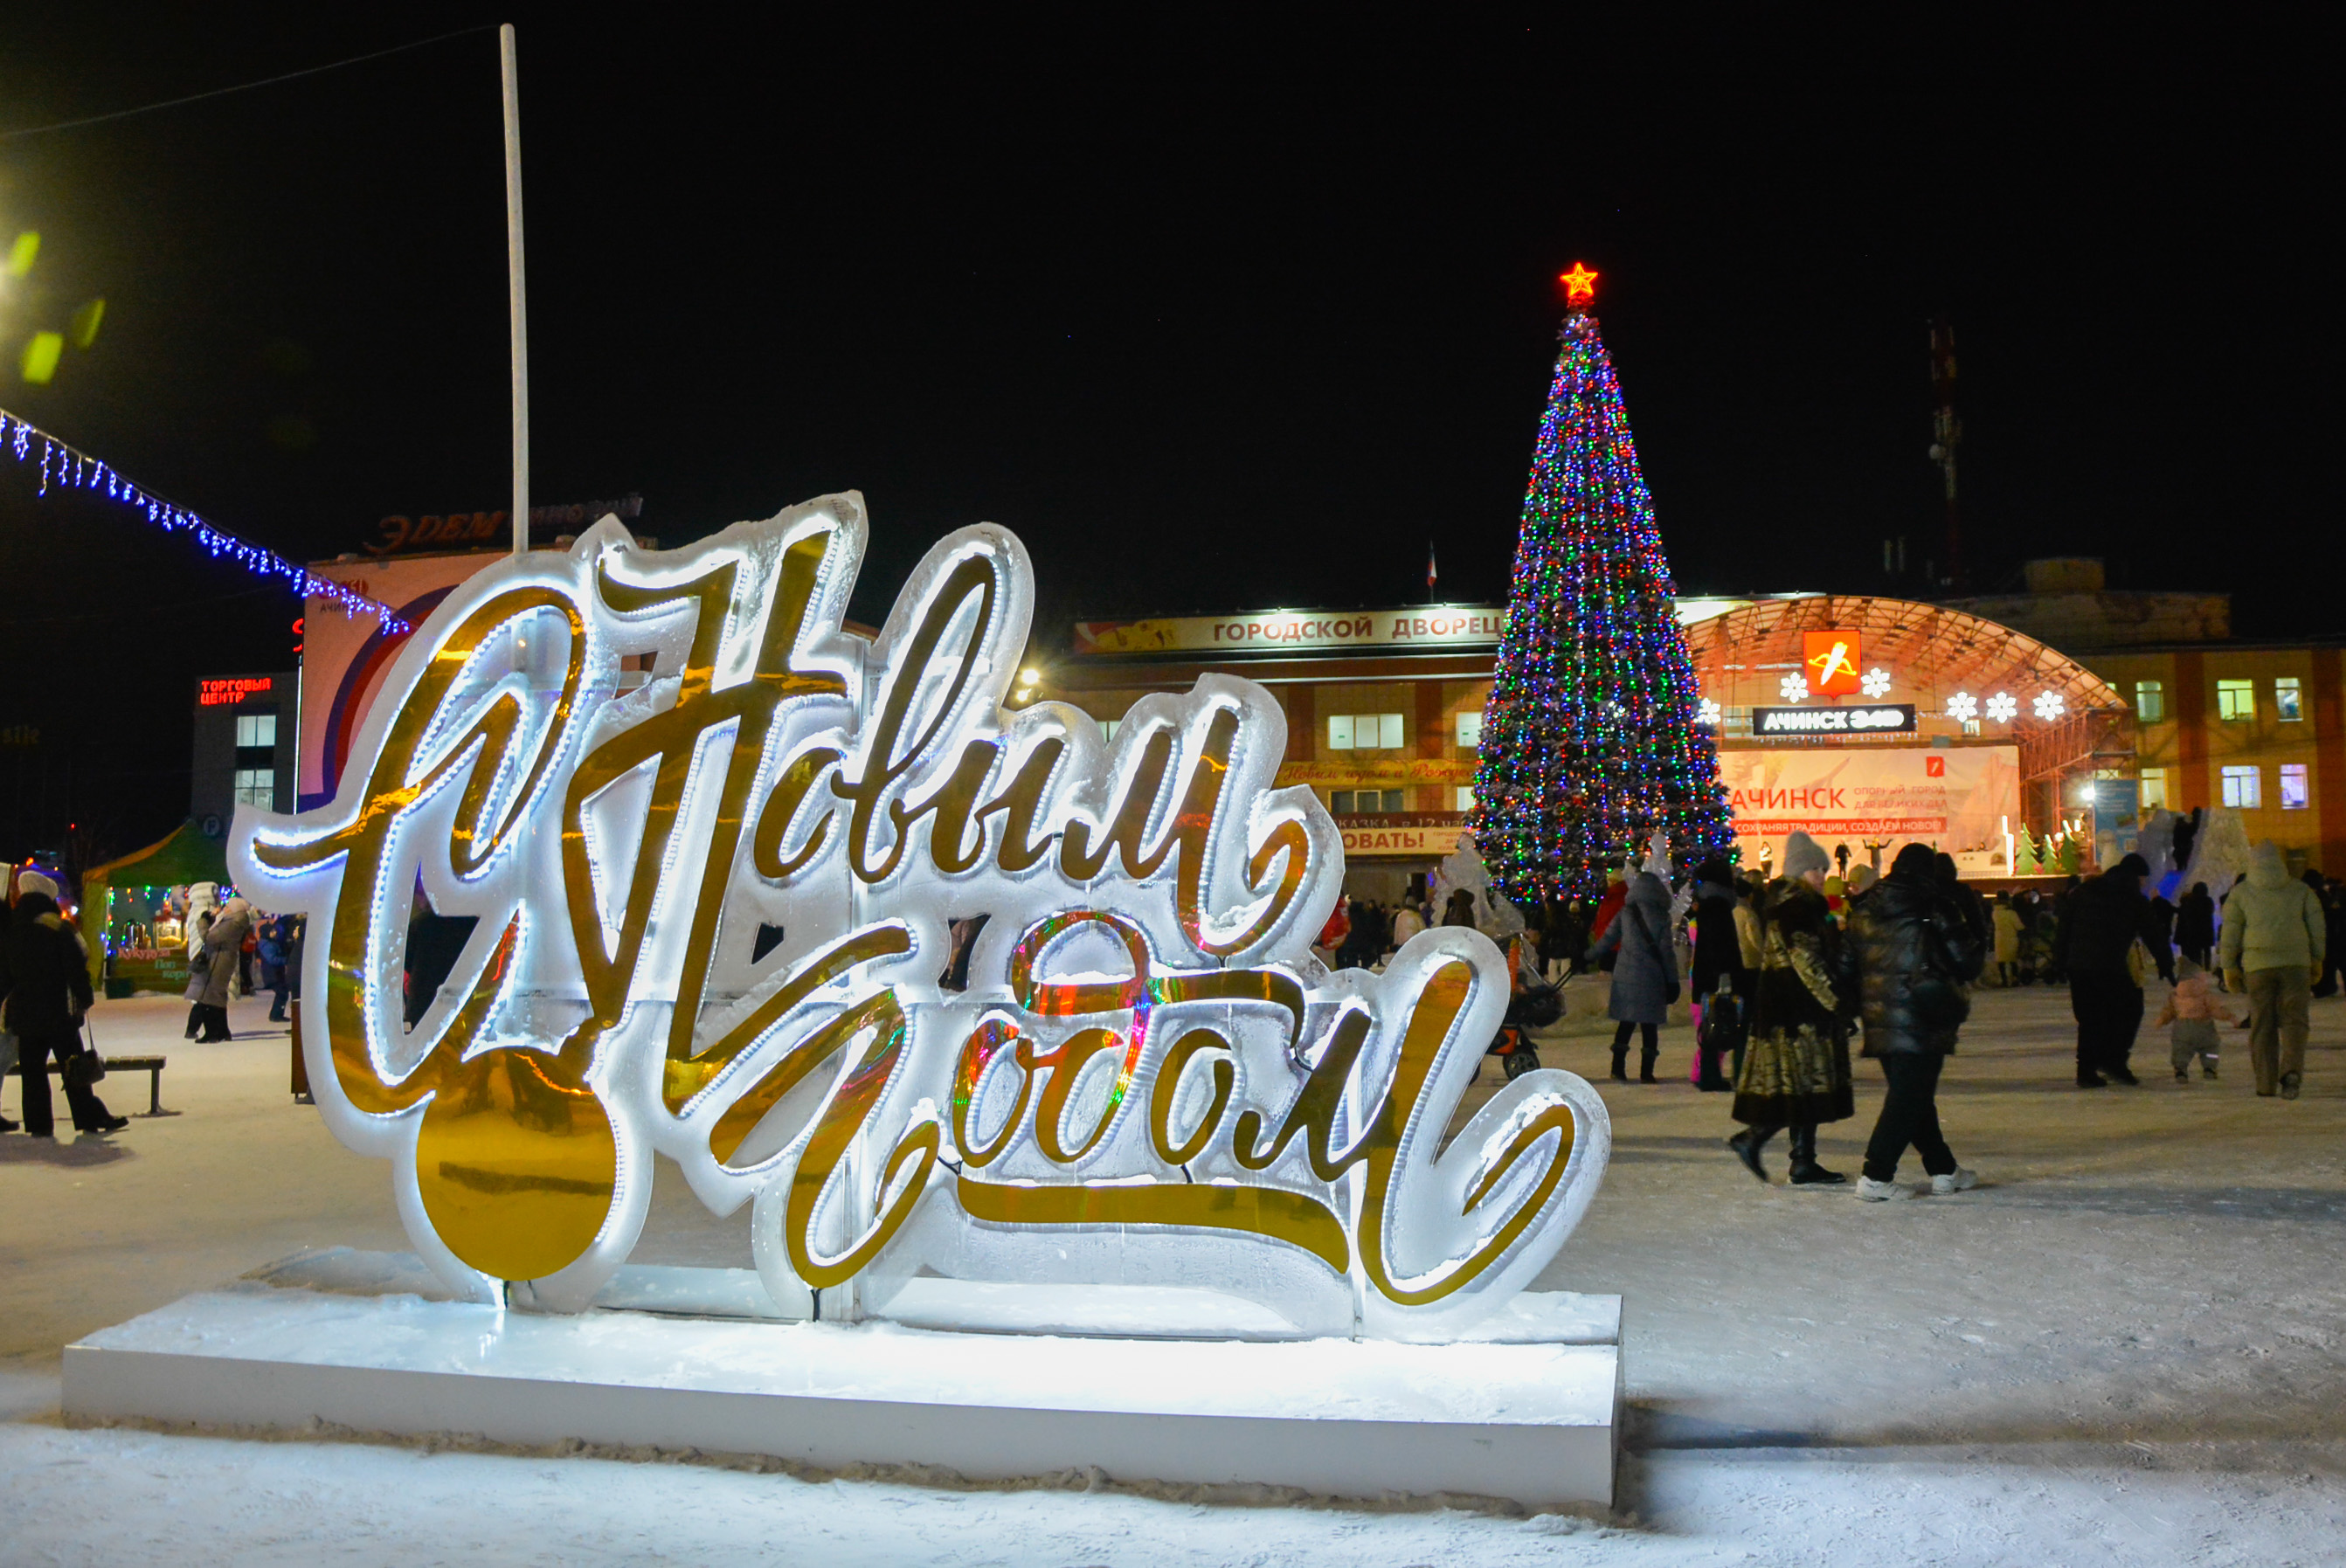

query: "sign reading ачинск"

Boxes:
[1749, 703, 1916, 736]
[232, 494, 1608, 1336]
[1721, 744, 2020, 846]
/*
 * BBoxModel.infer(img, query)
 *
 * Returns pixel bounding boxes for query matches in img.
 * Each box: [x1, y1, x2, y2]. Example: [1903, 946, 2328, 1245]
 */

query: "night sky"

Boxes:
[0, 11, 2325, 864]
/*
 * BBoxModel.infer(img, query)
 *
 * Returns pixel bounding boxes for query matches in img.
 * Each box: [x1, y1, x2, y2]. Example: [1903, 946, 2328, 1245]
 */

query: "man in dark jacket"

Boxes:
[2176, 882, 2217, 971]
[5, 872, 124, 1137]
[1687, 857, 1747, 1090]
[1845, 844, 1987, 1198]
[2054, 853, 2152, 1087]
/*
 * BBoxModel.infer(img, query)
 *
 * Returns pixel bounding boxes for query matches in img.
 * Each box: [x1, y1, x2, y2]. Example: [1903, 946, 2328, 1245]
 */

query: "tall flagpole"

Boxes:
[501, 24, 528, 558]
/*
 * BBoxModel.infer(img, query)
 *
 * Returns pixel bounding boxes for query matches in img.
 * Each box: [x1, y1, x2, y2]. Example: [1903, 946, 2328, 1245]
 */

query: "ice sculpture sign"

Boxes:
[232, 496, 1608, 1336]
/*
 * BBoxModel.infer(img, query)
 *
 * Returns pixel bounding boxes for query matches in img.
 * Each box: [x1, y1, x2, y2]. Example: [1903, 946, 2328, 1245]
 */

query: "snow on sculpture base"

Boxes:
[63, 1251, 1623, 1509]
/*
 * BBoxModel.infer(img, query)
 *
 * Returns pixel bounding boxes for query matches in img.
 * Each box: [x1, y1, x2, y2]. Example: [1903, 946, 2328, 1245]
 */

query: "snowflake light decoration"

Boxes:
[1860, 667, 1893, 699]
[1984, 691, 2018, 724]
[2032, 690, 2066, 722]
[1778, 672, 1810, 703]
[1697, 696, 1723, 727]
[1947, 691, 1977, 722]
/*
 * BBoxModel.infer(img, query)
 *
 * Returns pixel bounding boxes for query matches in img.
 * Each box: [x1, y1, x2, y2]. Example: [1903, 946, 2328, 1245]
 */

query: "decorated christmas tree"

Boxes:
[1471, 264, 1733, 906]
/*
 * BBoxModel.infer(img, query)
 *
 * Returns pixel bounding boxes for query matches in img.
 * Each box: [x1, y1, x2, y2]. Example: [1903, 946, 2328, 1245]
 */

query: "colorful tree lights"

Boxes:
[1469, 272, 1731, 907]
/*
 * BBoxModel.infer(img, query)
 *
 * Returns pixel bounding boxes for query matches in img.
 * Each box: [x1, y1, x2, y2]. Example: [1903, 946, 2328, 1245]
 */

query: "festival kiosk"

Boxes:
[80, 820, 231, 999]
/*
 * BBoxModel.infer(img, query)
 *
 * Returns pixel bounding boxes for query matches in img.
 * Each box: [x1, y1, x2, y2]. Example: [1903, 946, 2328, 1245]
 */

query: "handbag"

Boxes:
[62, 1019, 107, 1088]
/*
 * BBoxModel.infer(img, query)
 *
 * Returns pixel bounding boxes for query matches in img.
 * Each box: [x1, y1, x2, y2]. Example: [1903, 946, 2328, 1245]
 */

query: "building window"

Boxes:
[2280, 764, 2310, 810]
[235, 712, 278, 748]
[2216, 680, 2255, 722]
[1455, 785, 1477, 811]
[2133, 680, 2164, 722]
[1331, 788, 1404, 815]
[1328, 713, 1403, 750]
[1455, 710, 1483, 749]
[233, 767, 277, 809]
[2276, 677, 2303, 722]
[2220, 764, 2261, 809]
[2137, 768, 2169, 812]
[1097, 717, 1120, 742]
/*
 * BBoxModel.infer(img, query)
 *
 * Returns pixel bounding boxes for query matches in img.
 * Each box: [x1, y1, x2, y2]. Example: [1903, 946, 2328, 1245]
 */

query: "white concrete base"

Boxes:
[64, 1252, 1622, 1508]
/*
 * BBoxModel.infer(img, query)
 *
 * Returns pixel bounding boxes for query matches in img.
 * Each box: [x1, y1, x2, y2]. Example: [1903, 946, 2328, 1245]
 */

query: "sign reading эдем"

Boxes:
[1749, 703, 1916, 736]
[364, 495, 646, 556]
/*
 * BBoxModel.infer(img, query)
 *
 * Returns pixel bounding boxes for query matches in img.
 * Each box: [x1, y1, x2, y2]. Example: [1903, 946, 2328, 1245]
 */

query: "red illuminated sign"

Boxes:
[1802, 630, 1864, 696]
[198, 676, 273, 707]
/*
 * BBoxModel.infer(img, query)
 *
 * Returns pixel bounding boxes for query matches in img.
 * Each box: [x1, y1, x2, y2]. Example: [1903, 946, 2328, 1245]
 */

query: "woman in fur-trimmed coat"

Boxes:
[1727, 832, 1856, 1185]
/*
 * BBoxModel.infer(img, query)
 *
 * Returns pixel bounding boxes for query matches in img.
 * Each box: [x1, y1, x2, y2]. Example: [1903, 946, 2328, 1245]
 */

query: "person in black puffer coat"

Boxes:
[5, 873, 123, 1137]
[1844, 844, 1987, 1198]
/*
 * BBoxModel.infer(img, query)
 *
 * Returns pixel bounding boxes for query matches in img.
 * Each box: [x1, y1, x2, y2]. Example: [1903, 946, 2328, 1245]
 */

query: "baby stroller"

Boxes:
[1490, 976, 1567, 1080]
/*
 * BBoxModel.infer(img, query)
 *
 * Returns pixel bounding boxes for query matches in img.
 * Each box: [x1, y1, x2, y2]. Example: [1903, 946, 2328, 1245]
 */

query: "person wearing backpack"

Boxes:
[1590, 869, 1679, 1082]
[5, 871, 124, 1137]
[1844, 843, 1986, 1199]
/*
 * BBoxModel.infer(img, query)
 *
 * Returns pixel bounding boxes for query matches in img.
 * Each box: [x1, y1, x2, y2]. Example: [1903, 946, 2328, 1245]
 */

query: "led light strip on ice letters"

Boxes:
[232, 494, 1609, 1335]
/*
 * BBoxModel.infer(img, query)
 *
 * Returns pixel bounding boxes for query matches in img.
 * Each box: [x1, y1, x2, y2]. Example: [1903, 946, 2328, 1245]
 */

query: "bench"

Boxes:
[5, 1053, 171, 1116]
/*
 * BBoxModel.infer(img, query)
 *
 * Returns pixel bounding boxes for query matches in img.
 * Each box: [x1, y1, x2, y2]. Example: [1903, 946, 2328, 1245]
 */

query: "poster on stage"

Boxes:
[1720, 745, 2020, 858]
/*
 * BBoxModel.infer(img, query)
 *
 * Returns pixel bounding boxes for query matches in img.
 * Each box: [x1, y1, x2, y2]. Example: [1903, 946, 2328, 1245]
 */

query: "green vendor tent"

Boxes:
[80, 820, 232, 989]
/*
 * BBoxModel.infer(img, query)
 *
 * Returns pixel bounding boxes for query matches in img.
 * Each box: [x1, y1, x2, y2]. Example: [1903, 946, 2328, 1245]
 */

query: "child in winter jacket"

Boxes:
[2153, 957, 2234, 1081]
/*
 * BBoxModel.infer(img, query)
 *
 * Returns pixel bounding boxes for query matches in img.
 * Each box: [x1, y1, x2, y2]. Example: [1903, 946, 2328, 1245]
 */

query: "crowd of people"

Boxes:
[1319, 829, 2334, 1200]
[2, 870, 308, 1143]
[14, 837, 2336, 1155]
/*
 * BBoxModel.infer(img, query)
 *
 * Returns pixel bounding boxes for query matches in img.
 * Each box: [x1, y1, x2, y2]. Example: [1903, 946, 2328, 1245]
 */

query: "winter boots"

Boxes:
[1638, 1046, 1659, 1084]
[1728, 1124, 1844, 1186]
[1786, 1124, 1846, 1186]
[1726, 1126, 1770, 1183]
[1609, 1046, 1630, 1082]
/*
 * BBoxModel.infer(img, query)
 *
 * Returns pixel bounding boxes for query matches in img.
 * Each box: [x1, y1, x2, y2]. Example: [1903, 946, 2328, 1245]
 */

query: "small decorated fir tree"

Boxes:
[1471, 265, 1733, 907]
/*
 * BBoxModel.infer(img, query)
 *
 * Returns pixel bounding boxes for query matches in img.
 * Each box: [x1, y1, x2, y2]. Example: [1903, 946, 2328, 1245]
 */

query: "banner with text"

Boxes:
[1720, 745, 2019, 853]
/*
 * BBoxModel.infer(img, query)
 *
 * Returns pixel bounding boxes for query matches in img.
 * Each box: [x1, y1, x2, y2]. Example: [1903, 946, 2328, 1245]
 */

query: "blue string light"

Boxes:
[0, 406, 408, 632]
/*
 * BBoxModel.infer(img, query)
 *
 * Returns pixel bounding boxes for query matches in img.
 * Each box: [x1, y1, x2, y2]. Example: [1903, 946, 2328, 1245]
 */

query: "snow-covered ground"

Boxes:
[4, 984, 2343, 1565]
